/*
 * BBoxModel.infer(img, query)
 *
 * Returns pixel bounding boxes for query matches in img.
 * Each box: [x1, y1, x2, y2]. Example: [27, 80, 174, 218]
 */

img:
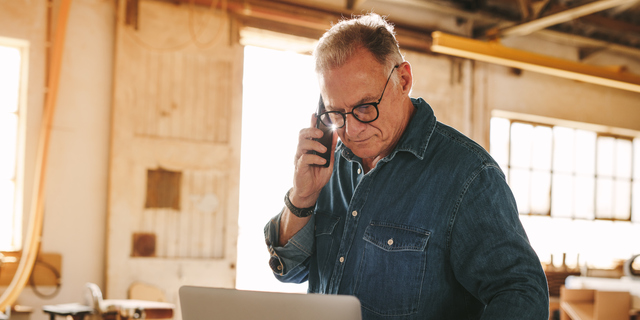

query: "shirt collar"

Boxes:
[338, 97, 436, 162]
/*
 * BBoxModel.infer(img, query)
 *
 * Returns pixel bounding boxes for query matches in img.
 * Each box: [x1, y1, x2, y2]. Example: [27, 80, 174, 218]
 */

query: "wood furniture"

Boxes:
[100, 299, 174, 320]
[560, 286, 630, 320]
[86, 283, 174, 320]
[43, 283, 174, 320]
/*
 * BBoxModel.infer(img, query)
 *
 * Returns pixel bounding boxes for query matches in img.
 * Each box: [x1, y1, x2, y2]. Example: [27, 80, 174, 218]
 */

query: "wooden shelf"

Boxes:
[560, 286, 630, 320]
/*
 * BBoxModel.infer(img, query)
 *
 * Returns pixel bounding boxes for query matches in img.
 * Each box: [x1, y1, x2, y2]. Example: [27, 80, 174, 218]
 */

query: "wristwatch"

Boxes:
[284, 188, 315, 218]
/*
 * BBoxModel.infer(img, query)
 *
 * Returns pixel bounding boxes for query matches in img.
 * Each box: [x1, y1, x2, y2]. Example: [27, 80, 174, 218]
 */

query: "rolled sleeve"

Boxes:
[264, 208, 316, 283]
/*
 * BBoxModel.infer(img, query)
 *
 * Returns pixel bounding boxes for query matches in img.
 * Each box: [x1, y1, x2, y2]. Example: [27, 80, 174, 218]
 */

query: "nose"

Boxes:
[343, 114, 367, 137]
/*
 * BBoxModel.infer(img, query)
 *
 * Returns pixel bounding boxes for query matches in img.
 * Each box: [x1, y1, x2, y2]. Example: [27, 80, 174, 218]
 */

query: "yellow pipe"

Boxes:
[0, 0, 73, 311]
[431, 31, 640, 94]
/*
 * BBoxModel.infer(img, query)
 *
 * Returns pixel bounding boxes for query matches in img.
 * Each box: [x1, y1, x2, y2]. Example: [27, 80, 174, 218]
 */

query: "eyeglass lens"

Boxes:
[319, 105, 378, 128]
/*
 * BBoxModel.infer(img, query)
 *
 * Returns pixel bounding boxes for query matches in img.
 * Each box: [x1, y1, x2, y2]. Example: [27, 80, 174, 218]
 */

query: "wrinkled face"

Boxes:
[319, 48, 410, 164]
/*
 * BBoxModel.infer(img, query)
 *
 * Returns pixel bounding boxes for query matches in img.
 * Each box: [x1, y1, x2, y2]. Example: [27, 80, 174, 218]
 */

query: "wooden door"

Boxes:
[107, 0, 243, 311]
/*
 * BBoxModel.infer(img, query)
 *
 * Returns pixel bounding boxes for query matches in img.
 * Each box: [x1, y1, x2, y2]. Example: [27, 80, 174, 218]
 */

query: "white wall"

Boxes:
[0, 1, 114, 319]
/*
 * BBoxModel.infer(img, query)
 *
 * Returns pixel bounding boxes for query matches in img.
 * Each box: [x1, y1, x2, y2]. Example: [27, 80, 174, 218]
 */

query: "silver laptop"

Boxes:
[179, 286, 362, 320]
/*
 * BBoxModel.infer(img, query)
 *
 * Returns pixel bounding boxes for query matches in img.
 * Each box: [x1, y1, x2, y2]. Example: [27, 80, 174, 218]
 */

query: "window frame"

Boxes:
[490, 115, 638, 223]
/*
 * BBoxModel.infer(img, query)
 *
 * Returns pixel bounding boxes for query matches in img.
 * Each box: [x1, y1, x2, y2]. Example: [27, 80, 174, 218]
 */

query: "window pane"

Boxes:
[633, 182, 639, 223]
[532, 126, 552, 170]
[634, 138, 640, 180]
[510, 168, 531, 214]
[531, 170, 551, 214]
[575, 130, 596, 175]
[0, 46, 21, 113]
[596, 177, 614, 219]
[490, 117, 510, 169]
[597, 136, 615, 177]
[613, 180, 631, 220]
[615, 139, 632, 178]
[635, 139, 639, 223]
[574, 175, 595, 220]
[551, 173, 573, 218]
[553, 126, 575, 174]
[0, 180, 15, 250]
[510, 123, 532, 169]
[0, 113, 18, 180]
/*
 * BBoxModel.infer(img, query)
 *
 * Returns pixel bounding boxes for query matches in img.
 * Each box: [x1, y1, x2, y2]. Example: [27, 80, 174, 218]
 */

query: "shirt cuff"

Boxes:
[264, 208, 315, 276]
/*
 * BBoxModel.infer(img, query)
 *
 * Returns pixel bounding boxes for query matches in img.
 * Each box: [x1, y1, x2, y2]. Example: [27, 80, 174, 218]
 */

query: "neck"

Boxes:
[362, 158, 378, 173]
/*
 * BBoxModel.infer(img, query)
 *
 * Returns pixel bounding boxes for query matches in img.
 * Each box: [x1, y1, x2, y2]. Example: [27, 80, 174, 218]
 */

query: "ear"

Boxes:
[397, 61, 413, 94]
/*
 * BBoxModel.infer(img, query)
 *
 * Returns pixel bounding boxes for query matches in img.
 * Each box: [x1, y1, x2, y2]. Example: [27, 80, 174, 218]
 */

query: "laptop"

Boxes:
[179, 286, 362, 320]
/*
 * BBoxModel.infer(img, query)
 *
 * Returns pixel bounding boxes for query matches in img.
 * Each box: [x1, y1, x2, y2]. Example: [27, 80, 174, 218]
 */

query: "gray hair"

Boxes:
[313, 13, 404, 73]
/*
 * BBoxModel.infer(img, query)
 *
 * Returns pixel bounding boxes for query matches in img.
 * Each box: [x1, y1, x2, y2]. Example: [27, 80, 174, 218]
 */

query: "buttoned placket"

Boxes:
[326, 160, 374, 293]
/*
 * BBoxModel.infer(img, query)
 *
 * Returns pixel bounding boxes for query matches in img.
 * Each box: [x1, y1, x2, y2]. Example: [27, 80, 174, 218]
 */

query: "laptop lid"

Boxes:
[179, 286, 362, 320]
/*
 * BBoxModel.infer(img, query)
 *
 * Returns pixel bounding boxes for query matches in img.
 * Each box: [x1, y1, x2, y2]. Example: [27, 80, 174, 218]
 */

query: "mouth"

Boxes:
[349, 136, 372, 144]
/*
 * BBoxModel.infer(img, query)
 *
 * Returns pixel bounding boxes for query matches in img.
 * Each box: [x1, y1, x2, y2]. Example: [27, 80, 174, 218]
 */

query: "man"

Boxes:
[264, 13, 549, 319]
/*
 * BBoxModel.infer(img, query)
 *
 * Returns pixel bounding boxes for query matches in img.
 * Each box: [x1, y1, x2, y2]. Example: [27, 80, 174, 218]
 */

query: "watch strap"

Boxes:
[284, 188, 315, 218]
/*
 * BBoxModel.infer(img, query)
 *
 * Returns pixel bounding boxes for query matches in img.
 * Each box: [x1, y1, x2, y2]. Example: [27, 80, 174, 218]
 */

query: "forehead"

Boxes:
[318, 50, 387, 110]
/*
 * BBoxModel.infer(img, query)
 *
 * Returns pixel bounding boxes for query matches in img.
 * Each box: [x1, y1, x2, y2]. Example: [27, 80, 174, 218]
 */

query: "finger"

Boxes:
[299, 127, 324, 141]
[295, 138, 328, 163]
[297, 152, 329, 168]
[310, 113, 318, 128]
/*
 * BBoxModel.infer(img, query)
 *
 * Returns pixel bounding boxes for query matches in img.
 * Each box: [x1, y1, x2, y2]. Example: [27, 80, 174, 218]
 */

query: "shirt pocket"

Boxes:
[355, 221, 430, 317]
[314, 211, 340, 277]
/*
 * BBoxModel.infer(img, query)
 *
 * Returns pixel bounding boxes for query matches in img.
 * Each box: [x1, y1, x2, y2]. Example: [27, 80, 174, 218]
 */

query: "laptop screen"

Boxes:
[179, 286, 362, 320]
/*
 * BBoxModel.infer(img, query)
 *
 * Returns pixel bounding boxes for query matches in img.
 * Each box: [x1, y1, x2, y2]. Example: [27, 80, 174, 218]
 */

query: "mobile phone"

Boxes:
[313, 95, 333, 167]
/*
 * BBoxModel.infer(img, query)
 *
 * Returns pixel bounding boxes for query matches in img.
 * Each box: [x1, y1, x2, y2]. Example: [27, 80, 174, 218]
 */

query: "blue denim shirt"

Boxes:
[265, 98, 549, 319]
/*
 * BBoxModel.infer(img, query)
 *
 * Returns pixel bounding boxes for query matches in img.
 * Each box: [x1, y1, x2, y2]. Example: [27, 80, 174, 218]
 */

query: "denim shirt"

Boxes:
[264, 98, 549, 320]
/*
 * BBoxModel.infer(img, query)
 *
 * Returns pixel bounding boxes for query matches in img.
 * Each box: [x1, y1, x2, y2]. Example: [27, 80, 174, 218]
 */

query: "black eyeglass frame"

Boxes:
[318, 64, 400, 129]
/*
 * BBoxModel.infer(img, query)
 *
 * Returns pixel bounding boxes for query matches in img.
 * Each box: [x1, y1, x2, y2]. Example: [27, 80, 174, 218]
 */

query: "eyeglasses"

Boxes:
[318, 65, 399, 129]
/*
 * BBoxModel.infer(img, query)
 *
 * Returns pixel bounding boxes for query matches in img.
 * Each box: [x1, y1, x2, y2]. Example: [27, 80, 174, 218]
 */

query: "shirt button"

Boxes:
[387, 239, 394, 246]
[339, 257, 344, 263]
[352, 211, 358, 217]
[357, 168, 362, 174]
[277, 265, 282, 271]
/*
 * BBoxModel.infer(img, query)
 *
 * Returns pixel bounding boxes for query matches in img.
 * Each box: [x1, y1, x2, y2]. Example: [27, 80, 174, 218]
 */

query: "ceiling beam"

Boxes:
[377, 0, 506, 25]
[431, 31, 640, 94]
[493, 0, 637, 38]
[346, 0, 367, 10]
[172, 0, 434, 52]
[577, 9, 640, 35]
[170, 0, 640, 58]
[517, 0, 531, 20]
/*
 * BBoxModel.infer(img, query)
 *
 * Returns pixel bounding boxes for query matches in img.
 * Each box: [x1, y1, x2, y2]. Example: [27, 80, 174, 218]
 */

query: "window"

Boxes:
[0, 41, 26, 251]
[236, 45, 317, 293]
[491, 115, 640, 269]
[491, 117, 639, 222]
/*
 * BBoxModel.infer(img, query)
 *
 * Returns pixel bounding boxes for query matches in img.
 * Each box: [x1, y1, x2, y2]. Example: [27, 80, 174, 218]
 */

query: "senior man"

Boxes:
[264, 13, 549, 320]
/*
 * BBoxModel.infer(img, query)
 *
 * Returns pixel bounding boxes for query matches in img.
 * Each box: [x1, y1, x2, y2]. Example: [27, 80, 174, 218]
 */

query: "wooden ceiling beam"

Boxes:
[170, 0, 435, 52]
[162, 0, 640, 57]
[431, 31, 640, 93]
[493, 0, 637, 38]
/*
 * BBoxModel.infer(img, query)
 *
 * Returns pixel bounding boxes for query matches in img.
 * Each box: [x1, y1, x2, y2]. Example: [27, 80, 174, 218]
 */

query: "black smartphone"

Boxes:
[313, 95, 333, 167]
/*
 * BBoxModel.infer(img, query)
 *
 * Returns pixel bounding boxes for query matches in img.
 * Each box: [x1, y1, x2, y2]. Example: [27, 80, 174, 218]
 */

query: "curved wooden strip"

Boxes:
[0, 0, 73, 311]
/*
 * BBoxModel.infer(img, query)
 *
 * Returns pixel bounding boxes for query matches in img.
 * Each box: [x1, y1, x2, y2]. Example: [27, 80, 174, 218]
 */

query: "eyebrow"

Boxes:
[325, 94, 378, 112]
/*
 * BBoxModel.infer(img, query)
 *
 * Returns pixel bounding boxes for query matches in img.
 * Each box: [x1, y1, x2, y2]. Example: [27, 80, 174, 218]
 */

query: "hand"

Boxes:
[290, 113, 338, 208]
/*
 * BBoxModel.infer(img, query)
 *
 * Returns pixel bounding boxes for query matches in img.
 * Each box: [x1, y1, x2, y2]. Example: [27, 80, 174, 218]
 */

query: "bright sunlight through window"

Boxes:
[236, 46, 319, 293]
[490, 117, 640, 269]
[0, 44, 23, 251]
